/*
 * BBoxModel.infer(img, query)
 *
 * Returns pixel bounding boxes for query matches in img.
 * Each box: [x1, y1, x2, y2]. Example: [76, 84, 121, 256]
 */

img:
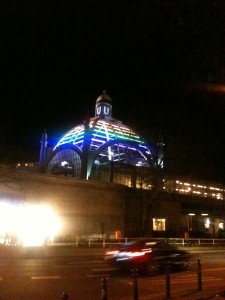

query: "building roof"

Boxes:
[41, 91, 156, 179]
[54, 116, 153, 166]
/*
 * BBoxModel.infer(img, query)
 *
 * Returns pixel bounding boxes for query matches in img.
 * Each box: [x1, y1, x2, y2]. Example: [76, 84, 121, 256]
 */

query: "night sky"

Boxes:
[1, 0, 225, 183]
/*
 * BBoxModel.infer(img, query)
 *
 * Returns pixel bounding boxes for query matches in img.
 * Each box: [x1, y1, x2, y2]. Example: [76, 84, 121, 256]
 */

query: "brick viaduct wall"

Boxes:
[0, 169, 223, 238]
[0, 170, 127, 237]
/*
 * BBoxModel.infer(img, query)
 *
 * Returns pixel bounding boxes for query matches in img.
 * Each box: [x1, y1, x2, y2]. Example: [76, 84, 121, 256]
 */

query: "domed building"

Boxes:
[39, 91, 160, 189]
[10, 91, 225, 239]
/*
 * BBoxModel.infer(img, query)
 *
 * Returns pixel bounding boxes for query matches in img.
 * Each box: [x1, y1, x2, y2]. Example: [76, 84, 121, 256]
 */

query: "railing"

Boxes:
[53, 237, 225, 248]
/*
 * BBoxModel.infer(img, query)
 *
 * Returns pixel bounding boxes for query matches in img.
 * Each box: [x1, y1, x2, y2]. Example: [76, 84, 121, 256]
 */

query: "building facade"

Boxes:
[31, 91, 225, 238]
[39, 91, 159, 186]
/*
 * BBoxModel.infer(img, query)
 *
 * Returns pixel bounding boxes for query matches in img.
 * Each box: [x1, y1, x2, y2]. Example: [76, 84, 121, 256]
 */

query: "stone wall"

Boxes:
[0, 170, 127, 238]
[3, 168, 223, 238]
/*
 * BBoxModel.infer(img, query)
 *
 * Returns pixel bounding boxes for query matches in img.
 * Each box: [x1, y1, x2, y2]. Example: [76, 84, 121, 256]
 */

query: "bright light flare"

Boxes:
[0, 202, 61, 247]
[106, 250, 119, 256]
[126, 251, 145, 257]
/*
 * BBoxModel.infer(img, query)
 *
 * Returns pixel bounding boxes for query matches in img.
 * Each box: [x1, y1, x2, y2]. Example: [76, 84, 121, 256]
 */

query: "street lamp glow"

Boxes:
[0, 202, 62, 246]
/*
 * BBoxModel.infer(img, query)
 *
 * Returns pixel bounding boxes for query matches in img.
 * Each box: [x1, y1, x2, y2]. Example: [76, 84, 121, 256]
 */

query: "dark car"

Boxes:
[105, 239, 192, 275]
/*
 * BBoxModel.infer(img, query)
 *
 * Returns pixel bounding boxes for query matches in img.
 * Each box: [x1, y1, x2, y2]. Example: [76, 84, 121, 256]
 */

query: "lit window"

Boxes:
[204, 218, 210, 229]
[153, 218, 166, 231]
[219, 223, 224, 230]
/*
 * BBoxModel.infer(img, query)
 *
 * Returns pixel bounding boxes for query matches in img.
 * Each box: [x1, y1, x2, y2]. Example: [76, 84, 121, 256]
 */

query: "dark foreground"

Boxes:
[0, 245, 224, 299]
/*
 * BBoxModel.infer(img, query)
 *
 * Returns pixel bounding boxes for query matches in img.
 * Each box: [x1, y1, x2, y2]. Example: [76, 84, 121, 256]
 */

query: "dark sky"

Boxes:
[1, 0, 225, 183]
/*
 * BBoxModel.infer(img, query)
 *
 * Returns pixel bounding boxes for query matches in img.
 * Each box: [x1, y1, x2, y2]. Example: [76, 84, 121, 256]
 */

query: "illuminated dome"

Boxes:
[40, 91, 156, 181]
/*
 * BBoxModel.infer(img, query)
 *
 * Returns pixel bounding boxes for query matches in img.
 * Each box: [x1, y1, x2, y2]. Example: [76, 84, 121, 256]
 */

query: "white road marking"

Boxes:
[31, 276, 61, 280]
[87, 274, 111, 278]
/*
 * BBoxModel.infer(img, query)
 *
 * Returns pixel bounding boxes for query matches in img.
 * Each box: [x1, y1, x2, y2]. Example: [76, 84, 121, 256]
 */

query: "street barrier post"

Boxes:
[165, 261, 170, 299]
[197, 258, 202, 291]
[131, 268, 139, 300]
[60, 292, 69, 299]
[101, 277, 108, 300]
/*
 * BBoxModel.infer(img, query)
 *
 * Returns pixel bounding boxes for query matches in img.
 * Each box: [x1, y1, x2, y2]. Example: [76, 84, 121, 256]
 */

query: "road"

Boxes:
[0, 246, 224, 299]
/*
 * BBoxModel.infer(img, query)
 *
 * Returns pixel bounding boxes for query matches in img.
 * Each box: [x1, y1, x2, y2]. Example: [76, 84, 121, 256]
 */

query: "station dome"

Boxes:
[40, 91, 156, 182]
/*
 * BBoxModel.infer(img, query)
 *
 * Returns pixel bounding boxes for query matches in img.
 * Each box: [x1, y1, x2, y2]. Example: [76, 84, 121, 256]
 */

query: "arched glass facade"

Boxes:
[40, 91, 156, 184]
[46, 148, 81, 177]
[54, 118, 152, 167]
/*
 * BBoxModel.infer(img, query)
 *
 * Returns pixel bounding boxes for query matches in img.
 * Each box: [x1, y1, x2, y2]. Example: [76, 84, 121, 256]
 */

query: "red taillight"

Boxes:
[127, 251, 145, 258]
[116, 250, 148, 261]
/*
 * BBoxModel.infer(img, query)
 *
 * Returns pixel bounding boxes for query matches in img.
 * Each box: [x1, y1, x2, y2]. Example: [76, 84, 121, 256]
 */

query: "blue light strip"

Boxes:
[54, 119, 152, 164]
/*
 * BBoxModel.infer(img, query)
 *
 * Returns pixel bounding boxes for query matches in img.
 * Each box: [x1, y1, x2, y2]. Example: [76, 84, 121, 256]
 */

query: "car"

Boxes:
[105, 239, 192, 275]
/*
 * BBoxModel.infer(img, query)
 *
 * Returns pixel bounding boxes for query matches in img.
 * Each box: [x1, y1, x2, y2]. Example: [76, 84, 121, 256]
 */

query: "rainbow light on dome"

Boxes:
[54, 125, 85, 150]
[53, 119, 152, 158]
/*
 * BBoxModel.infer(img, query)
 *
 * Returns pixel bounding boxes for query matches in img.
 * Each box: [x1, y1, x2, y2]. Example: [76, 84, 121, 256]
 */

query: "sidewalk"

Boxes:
[135, 266, 225, 300]
[135, 273, 225, 299]
[156, 286, 225, 299]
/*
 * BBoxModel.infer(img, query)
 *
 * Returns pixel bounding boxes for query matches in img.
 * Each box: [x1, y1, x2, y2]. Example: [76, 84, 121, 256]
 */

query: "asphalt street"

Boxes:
[0, 245, 224, 299]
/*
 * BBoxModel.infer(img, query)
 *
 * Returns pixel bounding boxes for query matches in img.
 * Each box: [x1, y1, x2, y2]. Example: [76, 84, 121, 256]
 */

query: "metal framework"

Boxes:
[40, 91, 156, 180]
